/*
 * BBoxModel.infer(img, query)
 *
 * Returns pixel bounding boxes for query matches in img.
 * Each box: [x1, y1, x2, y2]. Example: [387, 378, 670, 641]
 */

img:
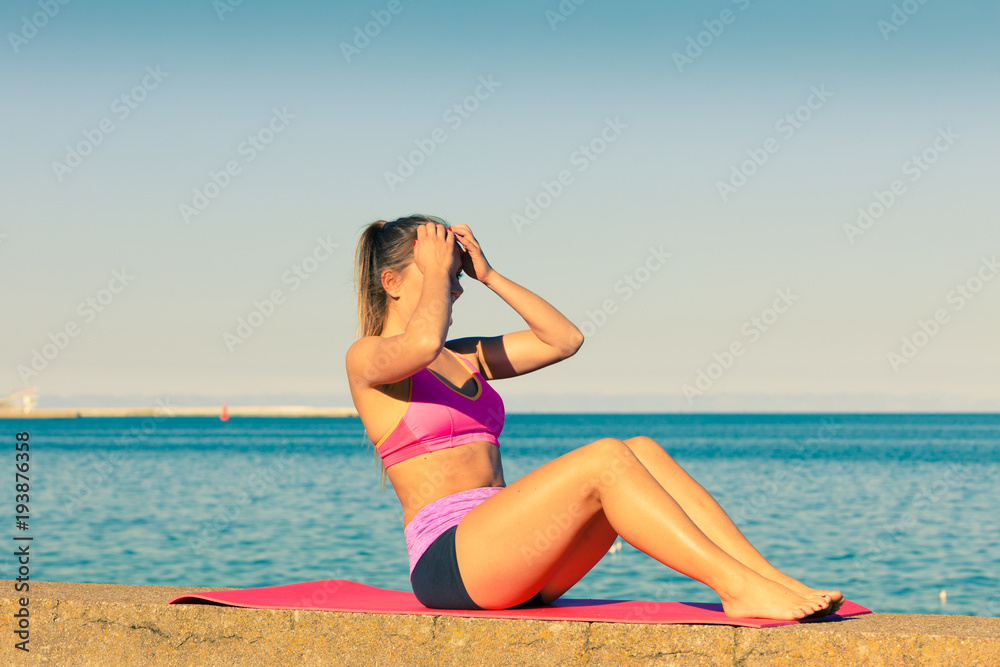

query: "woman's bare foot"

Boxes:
[745, 564, 844, 616]
[719, 571, 832, 620]
[762, 573, 844, 616]
[802, 588, 844, 617]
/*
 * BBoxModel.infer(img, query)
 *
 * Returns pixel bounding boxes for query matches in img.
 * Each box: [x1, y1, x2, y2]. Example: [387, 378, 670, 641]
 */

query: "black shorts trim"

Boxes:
[410, 524, 547, 610]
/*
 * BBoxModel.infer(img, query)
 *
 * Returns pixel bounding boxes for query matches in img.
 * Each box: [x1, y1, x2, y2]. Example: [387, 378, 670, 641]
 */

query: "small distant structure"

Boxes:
[220, 402, 229, 422]
[0, 387, 38, 415]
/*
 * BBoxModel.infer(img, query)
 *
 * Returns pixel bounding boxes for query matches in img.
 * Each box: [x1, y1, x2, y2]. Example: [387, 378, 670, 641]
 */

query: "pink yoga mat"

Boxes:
[168, 579, 871, 629]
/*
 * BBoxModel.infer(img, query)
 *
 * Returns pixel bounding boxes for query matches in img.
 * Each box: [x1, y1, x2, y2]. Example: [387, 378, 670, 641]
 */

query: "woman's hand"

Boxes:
[413, 222, 455, 275]
[451, 225, 494, 285]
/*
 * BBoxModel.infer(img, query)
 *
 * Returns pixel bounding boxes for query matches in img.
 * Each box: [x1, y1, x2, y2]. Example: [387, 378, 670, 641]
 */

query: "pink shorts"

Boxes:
[404, 486, 503, 577]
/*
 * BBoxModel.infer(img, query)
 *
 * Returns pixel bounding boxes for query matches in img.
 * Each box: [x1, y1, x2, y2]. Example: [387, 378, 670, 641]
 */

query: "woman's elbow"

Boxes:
[560, 327, 585, 358]
[413, 335, 445, 364]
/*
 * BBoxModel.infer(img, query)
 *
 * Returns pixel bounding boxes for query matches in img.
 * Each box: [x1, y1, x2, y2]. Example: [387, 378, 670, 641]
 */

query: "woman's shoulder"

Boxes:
[347, 336, 437, 389]
[345, 336, 373, 361]
[345, 337, 380, 382]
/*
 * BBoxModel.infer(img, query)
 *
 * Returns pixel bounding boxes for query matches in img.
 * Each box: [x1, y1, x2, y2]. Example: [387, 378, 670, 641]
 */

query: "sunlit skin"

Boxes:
[346, 222, 844, 618]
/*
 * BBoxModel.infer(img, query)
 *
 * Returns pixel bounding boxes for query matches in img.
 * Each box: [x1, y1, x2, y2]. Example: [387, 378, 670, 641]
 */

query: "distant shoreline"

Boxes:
[2, 407, 997, 419]
[0, 406, 359, 419]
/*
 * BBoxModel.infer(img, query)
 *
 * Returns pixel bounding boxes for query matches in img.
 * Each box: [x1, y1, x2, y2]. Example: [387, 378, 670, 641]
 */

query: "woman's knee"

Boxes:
[586, 437, 634, 461]
[623, 435, 670, 460]
[581, 438, 641, 489]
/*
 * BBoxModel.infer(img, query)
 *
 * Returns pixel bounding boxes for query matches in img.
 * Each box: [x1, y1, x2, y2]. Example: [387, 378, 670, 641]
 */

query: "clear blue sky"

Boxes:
[2, 0, 998, 411]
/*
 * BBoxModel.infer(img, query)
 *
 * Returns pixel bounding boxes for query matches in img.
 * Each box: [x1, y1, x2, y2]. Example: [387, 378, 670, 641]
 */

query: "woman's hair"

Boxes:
[354, 214, 451, 338]
[353, 214, 451, 489]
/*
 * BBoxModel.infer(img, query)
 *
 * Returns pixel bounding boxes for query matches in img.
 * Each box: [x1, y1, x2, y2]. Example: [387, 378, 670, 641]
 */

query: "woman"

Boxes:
[346, 215, 844, 619]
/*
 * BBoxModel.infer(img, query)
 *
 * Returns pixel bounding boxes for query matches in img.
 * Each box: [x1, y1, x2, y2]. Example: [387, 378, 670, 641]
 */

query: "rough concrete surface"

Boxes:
[2, 580, 998, 666]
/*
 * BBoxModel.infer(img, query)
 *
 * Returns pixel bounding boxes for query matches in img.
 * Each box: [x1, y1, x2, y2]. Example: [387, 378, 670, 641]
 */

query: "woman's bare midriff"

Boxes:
[387, 441, 506, 528]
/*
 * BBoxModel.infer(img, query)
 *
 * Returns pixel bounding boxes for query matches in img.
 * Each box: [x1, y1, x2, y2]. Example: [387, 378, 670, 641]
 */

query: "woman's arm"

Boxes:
[448, 225, 583, 380]
[346, 224, 456, 387]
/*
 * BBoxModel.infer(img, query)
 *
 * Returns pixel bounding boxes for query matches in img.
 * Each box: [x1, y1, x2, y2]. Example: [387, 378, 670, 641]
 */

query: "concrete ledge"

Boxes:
[3, 580, 998, 666]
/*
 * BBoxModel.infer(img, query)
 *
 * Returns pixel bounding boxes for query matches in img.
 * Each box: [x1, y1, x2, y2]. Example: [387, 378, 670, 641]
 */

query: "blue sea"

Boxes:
[8, 414, 999, 617]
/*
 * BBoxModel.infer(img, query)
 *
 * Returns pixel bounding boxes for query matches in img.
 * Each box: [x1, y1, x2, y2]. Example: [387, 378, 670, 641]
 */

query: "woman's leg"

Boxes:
[524, 438, 841, 611]
[618, 436, 842, 610]
[455, 438, 832, 619]
[529, 508, 618, 603]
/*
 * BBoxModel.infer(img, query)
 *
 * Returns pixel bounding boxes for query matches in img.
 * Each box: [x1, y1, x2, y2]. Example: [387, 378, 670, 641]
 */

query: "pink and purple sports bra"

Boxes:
[375, 348, 505, 467]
